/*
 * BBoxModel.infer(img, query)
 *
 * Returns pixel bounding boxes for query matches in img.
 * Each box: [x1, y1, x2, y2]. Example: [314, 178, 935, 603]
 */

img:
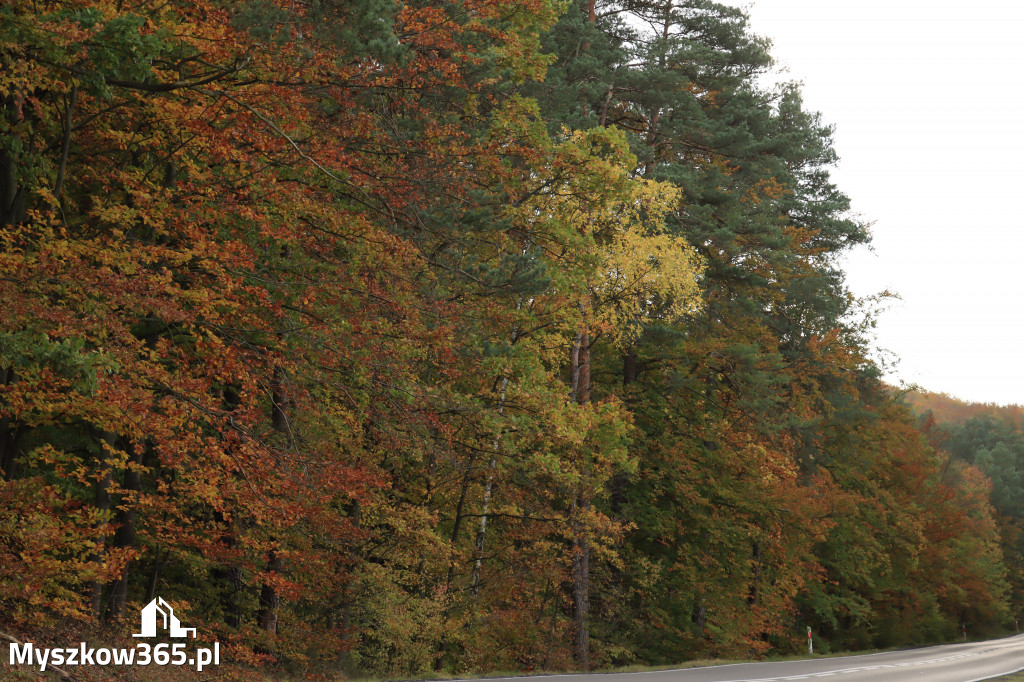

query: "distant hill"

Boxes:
[909, 388, 1024, 613]
[902, 389, 1024, 431]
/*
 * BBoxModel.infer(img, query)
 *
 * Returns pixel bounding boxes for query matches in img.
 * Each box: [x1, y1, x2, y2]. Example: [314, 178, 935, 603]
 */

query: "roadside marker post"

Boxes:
[807, 626, 813, 655]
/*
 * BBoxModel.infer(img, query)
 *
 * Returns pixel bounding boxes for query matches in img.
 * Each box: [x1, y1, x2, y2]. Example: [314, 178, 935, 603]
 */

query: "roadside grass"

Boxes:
[348, 659, 747, 682]
[345, 648, 913, 682]
[346, 631, 1024, 682]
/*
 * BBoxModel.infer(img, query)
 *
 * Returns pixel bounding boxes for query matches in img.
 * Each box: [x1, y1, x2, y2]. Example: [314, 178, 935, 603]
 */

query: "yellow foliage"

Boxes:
[533, 129, 705, 347]
[591, 179, 704, 347]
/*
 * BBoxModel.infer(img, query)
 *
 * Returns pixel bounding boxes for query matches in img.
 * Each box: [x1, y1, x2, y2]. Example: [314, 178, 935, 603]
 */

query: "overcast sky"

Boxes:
[722, 0, 1024, 405]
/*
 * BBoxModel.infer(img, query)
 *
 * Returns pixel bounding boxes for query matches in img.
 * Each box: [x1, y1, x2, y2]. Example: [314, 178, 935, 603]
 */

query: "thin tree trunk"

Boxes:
[570, 486, 591, 670]
[210, 386, 243, 628]
[89, 431, 116, 620]
[610, 351, 640, 513]
[471, 376, 509, 595]
[747, 541, 761, 607]
[0, 368, 23, 481]
[108, 444, 143, 620]
[439, 300, 522, 671]
[270, 364, 290, 435]
[338, 500, 359, 633]
[224, 565, 243, 628]
[258, 363, 289, 634]
[0, 416, 19, 481]
[470, 461, 497, 594]
[692, 598, 706, 633]
[210, 508, 243, 628]
[53, 85, 76, 201]
[470, 303, 522, 596]
[1, 92, 26, 227]
[570, 321, 591, 670]
[436, 385, 506, 671]
[146, 545, 162, 604]
[445, 461, 474, 589]
[599, 83, 615, 128]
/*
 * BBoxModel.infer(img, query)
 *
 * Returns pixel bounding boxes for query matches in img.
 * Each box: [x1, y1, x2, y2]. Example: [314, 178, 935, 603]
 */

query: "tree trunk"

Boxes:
[89, 431, 116, 620]
[569, 324, 591, 670]
[442, 334, 514, 667]
[571, 330, 591, 404]
[445, 460, 474, 590]
[609, 350, 640, 513]
[471, 346, 515, 594]
[52, 85, 76, 201]
[258, 363, 289, 633]
[211, 506, 244, 628]
[470, 460, 497, 595]
[271, 364, 290, 435]
[435, 461, 474, 671]
[108, 445, 143, 620]
[223, 566, 243, 628]
[209, 386, 243, 628]
[1, 92, 26, 227]
[0, 369, 23, 481]
[257, 550, 284, 634]
[0, 416, 19, 482]
[622, 351, 639, 385]
[570, 487, 591, 670]
[146, 546, 162, 604]
[692, 598, 707, 633]
[747, 541, 761, 607]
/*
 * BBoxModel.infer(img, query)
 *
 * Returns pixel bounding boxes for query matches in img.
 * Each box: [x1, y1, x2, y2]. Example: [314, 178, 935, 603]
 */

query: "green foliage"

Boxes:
[0, 332, 113, 397]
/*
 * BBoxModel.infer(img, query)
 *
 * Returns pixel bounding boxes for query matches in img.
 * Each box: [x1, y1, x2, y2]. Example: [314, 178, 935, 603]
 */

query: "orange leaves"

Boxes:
[3, 0, 539, 654]
[0, 476, 107, 620]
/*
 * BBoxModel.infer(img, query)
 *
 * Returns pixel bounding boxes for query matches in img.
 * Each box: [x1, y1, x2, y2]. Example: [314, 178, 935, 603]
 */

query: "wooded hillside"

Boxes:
[908, 389, 1024, 431]
[0, 0, 1014, 677]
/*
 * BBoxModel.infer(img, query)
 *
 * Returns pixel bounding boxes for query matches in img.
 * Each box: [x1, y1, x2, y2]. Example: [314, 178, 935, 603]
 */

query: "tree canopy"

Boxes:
[0, 0, 1014, 677]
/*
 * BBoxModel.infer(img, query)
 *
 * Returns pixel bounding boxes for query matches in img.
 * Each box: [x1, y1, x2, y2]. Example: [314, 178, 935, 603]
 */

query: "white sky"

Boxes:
[724, 0, 1024, 405]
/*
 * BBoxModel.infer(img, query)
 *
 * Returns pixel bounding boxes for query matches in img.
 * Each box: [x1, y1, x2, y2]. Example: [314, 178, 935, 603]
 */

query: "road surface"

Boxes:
[487, 634, 1024, 682]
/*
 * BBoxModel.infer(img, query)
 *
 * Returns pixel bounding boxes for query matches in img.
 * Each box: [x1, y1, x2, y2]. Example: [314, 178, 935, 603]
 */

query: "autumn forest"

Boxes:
[1, 0, 1020, 678]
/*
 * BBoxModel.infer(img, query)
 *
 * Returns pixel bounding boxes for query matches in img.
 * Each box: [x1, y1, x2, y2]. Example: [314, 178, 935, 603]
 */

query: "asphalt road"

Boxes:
[487, 634, 1024, 682]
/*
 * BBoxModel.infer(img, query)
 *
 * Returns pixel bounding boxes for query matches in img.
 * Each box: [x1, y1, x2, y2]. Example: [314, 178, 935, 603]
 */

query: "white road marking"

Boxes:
[481, 635, 1024, 682]
[729, 644, 1017, 681]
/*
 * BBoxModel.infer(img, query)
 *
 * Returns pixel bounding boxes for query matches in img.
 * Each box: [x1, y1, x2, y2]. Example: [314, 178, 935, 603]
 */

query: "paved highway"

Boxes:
[487, 634, 1024, 682]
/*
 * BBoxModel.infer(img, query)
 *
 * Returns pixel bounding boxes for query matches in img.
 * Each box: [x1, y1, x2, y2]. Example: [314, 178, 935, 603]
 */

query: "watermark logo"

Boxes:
[133, 597, 197, 638]
[8, 597, 219, 673]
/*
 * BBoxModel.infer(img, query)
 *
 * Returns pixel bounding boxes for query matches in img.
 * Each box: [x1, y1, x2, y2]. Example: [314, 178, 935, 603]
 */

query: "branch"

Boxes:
[203, 88, 377, 207]
[29, 52, 248, 94]
[458, 512, 561, 523]
[104, 57, 248, 93]
[53, 84, 77, 200]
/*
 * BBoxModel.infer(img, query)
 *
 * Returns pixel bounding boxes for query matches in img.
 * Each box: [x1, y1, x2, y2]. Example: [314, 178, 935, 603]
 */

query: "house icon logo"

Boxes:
[132, 597, 197, 638]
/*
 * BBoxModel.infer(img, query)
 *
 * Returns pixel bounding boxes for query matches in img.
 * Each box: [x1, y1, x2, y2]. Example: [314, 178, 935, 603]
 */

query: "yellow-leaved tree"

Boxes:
[510, 127, 704, 668]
